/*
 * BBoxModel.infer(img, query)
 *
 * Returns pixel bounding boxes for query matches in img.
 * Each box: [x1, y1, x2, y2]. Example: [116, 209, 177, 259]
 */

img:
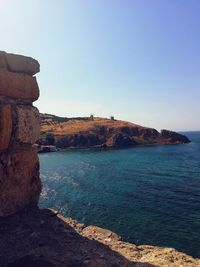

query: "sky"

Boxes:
[0, 0, 200, 131]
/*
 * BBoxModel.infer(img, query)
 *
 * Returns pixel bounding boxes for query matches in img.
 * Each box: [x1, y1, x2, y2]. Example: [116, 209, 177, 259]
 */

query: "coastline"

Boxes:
[39, 115, 190, 151]
[37, 140, 192, 154]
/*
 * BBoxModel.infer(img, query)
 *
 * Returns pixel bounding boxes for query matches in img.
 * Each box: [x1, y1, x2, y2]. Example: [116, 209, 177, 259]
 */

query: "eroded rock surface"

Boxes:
[0, 52, 41, 217]
[0, 105, 12, 151]
[0, 51, 40, 75]
[16, 105, 40, 144]
[0, 208, 199, 267]
[0, 69, 39, 101]
[0, 147, 41, 217]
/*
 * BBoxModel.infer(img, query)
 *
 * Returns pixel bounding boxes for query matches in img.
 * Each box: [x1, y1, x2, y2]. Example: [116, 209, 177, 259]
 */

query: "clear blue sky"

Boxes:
[1, 0, 200, 131]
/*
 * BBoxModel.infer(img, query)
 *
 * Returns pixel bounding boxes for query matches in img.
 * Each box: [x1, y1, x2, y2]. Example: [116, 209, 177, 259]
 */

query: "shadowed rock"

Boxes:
[0, 52, 41, 217]
[0, 105, 12, 151]
[2, 208, 199, 267]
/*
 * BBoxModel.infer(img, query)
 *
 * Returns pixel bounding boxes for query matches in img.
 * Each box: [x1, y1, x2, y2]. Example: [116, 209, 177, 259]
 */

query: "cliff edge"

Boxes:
[1, 208, 200, 267]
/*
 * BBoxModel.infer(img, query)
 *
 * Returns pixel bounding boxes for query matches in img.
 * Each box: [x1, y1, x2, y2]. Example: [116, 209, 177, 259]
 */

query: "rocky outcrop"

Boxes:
[0, 208, 199, 267]
[0, 51, 41, 217]
[160, 129, 190, 143]
[39, 114, 190, 149]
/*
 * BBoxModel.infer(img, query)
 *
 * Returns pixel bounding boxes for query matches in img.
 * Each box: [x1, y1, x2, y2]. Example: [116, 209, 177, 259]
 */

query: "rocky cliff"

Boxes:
[0, 52, 199, 267]
[0, 51, 41, 216]
[39, 114, 190, 149]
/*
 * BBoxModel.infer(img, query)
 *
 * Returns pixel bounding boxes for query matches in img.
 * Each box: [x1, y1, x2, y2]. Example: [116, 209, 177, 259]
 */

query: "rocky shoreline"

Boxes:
[1, 207, 200, 267]
[0, 51, 198, 267]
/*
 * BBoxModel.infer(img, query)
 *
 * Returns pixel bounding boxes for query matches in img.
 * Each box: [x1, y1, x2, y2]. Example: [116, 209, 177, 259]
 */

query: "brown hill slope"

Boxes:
[39, 114, 190, 149]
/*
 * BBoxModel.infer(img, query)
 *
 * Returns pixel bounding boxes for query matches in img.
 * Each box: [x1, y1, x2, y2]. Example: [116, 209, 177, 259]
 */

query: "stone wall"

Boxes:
[0, 51, 41, 217]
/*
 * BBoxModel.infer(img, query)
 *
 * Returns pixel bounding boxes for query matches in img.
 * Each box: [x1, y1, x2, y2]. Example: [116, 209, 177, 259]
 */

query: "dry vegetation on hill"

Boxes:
[39, 114, 190, 149]
[40, 117, 143, 136]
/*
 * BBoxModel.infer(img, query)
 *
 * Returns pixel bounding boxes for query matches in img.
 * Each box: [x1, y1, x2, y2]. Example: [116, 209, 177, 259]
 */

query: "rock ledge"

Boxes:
[0, 208, 199, 267]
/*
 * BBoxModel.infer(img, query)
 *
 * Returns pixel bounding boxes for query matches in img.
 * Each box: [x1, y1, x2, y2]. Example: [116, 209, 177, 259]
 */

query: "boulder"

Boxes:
[0, 105, 12, 151]
[0, 51, 40, 75]
[0, 69, 39, 101]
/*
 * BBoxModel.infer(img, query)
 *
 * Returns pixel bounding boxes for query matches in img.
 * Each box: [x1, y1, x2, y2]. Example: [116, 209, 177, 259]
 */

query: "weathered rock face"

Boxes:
[0, 69, 39, 101]
[0, 51, 41, 217]
[0, 147, 40, 217]
[0, 51, 40, 75]
[110, 133, 135, 147]
[160, 129, 190, 143]
[1, 208, 199, 267]
[16, 106, 40, 144]
[0, 105, 12, 151]
[55, 134, 103, 148]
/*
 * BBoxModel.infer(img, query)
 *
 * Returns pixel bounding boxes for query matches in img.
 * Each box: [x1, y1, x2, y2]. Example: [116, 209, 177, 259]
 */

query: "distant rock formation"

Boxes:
[0, 51, 41, 217]
[39, 114, 190, 149]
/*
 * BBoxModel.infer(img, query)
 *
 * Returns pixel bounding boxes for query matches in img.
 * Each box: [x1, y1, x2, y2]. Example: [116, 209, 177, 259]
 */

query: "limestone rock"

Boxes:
[0, 147, 41, 217]
[0, 69, 39, 101]
[82, 226, 122, 243]
[0, 105, 12, 151]
[80, 223, 200, 267]
[16, 106, 40, 144]
[0, 51, 40, 75]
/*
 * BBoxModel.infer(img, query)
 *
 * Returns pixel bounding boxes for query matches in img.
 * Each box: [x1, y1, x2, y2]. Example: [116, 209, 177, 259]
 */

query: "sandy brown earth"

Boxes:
[40, 117, 142, 135]
[1, 208, 199, 267]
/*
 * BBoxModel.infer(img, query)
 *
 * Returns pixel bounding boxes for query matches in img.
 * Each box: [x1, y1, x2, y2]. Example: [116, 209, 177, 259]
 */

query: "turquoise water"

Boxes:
[39, 132, 200, 258]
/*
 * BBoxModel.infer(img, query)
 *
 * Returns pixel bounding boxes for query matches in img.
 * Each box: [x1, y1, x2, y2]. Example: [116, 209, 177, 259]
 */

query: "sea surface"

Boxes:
[39, 131, 200, 258]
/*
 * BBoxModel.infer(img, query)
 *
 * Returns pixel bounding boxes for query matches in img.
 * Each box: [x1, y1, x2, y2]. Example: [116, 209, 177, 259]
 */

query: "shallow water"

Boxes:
[39, 131, 200, 258]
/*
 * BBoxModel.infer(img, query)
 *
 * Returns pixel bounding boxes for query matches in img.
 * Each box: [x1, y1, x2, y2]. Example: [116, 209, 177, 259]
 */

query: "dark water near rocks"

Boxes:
[39, 131, 200, 258]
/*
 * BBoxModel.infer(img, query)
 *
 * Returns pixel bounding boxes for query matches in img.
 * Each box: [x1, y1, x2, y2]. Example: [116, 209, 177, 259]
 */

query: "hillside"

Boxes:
[39, 113, 190, 149]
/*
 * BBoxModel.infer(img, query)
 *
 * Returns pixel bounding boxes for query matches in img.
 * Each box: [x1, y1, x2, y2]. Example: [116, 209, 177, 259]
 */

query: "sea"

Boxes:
[39, 131, 200, 258]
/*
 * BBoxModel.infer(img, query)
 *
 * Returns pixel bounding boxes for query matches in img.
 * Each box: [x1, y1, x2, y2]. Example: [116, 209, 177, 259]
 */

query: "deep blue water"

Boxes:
[39, 131, 200, 258]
